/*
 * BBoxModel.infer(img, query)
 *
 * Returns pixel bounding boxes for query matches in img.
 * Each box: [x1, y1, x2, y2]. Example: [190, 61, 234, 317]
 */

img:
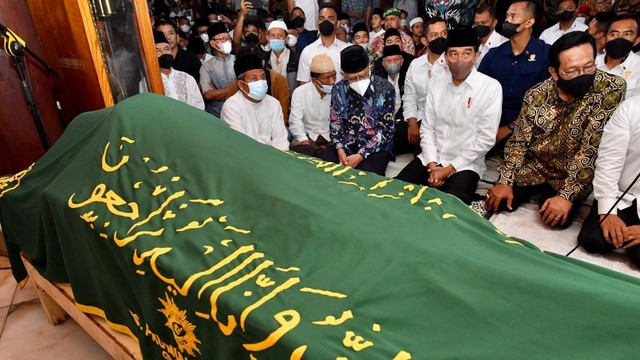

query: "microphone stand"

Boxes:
[1, 22, 59, 151]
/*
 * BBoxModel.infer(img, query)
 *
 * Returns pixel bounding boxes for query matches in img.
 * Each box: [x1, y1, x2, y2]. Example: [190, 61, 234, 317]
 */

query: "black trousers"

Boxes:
[394, 158, 480, 204]
[495, 182, 583, 229]
[393, 120, 422, 156]
[578, 200, 640, 266]
[322, 145, 392, 176]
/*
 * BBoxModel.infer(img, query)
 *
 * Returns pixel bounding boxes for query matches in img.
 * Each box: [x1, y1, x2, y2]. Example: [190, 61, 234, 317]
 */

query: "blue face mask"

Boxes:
[314, 78, 333, 94]
[269, 39, 286, 52]
[242, 79, 269, 101]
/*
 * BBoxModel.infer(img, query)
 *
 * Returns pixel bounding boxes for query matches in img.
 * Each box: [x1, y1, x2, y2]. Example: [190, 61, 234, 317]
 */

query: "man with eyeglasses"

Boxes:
[596, 14, 640, 99]
[200, 23, 236, 118]
[322, 45, 396, 176]
[485, 31, 626, 229]
[395, 29, 502, 205]
[539, 0, 588, 45]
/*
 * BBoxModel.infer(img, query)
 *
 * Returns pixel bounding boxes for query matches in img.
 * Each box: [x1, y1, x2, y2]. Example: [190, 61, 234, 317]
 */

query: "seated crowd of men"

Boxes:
[148, 0, 640, 267]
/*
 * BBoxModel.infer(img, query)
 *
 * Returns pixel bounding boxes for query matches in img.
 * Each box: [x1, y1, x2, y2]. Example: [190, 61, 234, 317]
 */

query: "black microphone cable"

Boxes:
[565, 169, 640, 257]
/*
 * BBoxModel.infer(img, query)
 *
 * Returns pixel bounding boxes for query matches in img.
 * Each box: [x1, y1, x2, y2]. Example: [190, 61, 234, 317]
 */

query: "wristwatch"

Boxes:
[507, 121, 516, 131]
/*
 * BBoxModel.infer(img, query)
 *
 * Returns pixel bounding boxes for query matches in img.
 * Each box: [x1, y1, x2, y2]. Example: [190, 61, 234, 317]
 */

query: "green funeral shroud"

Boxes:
[1, 94, 639, 359]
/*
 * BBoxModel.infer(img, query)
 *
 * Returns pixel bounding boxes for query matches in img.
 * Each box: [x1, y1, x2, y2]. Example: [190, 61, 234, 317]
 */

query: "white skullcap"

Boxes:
[310, 54, 335, 73]
[409, 17, 423, 28]
[268, 20, 288, 33]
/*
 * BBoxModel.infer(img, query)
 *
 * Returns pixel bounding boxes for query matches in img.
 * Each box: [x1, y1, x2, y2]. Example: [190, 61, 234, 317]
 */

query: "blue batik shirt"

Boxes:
[330, 74, 396, 159]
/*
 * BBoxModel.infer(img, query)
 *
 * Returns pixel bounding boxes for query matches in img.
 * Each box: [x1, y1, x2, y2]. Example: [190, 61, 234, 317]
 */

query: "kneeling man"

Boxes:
[220, 53, 289, 150]
[396, 29, 502, 204]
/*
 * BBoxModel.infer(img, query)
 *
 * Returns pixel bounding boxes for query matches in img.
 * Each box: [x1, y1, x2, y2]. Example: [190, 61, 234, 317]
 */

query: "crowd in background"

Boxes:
[144, 0, 640, 268]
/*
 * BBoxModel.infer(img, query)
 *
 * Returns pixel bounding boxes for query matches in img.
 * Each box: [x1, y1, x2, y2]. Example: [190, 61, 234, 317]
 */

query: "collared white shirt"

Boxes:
[539, 20, 588, 45]
[388, 74, 402, 114]
[402, 53, 448, 122]
[418, 68, 502, 177]
[593, 96, 640, 218]
[596, 52, 640, 99]
[297, 38, 350, 83]
[293, 0, 319, 31]
[289, 81, 331, 142]
[220, 91, 289, 150]
[476, 30, 508, 68]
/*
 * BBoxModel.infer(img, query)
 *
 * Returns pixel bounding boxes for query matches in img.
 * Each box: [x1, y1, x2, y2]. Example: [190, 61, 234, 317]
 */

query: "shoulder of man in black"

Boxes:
[175, 48, 202, 81]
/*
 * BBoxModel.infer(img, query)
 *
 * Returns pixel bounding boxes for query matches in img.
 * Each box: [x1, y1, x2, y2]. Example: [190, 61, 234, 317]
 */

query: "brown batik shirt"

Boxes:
[498, 70, 627, 202]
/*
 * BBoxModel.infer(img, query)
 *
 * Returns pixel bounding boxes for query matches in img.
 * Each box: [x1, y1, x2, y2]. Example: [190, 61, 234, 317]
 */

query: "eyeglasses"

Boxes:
[213, 36, 231, 42]
[559, 63, 596, 79]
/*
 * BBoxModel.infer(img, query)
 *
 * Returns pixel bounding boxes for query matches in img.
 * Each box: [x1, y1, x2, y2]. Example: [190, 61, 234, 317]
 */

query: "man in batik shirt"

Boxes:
[485, 32, 626, 228]
[322, 45, 396, 176]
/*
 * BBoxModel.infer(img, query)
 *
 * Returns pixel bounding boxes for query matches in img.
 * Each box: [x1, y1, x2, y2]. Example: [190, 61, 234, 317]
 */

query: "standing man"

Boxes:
[396, 29, 502, 205]
[289, 54, 336, 157]
[539, 0, 588, 45]
[485, 32, 627, 228]
[156, 19, 202, 82]
[577, 97, 640, 267]
[409, 17, 427, 57]
[150, 31, 204, 110]
[323, 46, 396, 176]
[370, 8, 415, 57]
[369, 8, 385, 45]
[200, 23, 236, 118]
[220, 53, 289, 150]
[479, 0, 550, 147]
[473, 3, 508, 67]
[401, 17, 449, 153]
[596, 14, 640, 99]
[287, 0, 319, 34]
[297, 4, 350, 84]
[587, 11, 617, 55]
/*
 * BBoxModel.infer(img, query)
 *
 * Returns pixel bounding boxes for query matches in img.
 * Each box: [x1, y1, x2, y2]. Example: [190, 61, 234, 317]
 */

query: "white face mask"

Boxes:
[217, 40, 232, 55]
[200, 33, 209, 43]
[180, 24, 190, 33]
[359, 42, 369, 50]
[349, 78, 370, 96]
[286, 34, 298, 47]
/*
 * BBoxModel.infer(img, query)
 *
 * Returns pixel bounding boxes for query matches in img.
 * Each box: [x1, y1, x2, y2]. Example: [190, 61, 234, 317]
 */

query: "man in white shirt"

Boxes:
[289, 54, 336, 157]
[539, 0, 588, 45]
[220, 54, 289, 150]
[149, 31, 204, 110]
[396, 29, 502, 204]
[296, 4, 349, 84]
[472, 3, 508, 67]
[595, 14, 640, 99]
[288, 0, 319, 32]
[577, 97, 640, 268]
[369, 8, 385, 45]
[401, 17, 449, 150]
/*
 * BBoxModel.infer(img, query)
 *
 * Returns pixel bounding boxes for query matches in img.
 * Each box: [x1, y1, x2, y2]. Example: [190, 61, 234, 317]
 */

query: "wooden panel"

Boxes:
[132, 0, 164, 94]
[26, 0, 112, 125]
[22, 254, 142, 360]
[0, 0, 65, 174]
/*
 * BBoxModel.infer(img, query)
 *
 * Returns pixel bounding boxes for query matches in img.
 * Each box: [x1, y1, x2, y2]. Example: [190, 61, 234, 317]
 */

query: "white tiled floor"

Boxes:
[0, 154, 636, 358]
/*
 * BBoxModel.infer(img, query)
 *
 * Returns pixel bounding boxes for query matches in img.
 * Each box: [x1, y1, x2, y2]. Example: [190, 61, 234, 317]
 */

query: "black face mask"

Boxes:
[557, 10, 575, 22]
[605, 38, 633, 59]
[158, 54, 174, 69]
[501, 21, 522, 38]
[245, 32, 259, 46]
[319, 20, 335, 36]
[556, 73, 595, 99]
[293, 16, 306, 29]
[475, 25, 492, 38]
[429, 37, 447, 55]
